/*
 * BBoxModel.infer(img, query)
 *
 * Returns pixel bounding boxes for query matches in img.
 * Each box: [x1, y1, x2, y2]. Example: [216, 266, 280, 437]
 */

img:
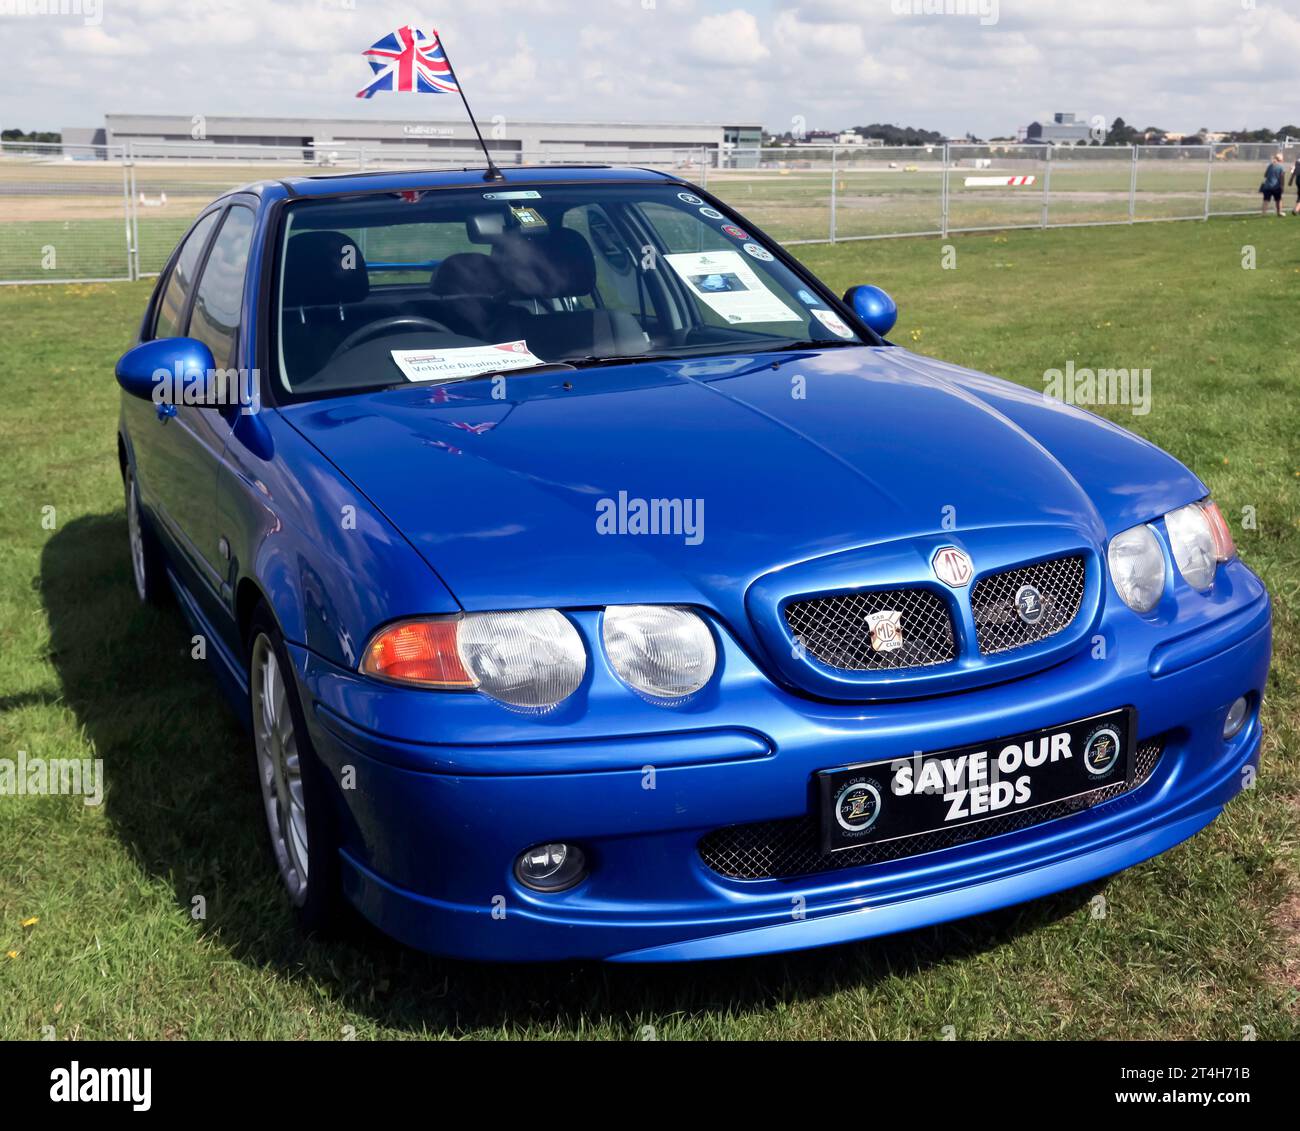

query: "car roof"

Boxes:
[270, 164, 681, 198]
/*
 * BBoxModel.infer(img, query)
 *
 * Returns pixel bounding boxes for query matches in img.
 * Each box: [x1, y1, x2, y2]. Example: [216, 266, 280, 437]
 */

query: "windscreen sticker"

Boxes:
[677, 192, 703, 205]
[663, 250, 801, 325]
[483, 190, 541, 200]
[812, 308, 855, 339]
[390, 340, 544, 383]
[698, 206, 724, 220]
[721, 224, 750, 240]
[742, 242, 775, 262]
[797, 289, 820, 305]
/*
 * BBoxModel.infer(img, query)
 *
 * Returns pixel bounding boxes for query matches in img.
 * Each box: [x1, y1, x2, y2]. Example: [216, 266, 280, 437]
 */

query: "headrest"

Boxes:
[493, 229, 597, 299]
[284, 231, 369, 307]
[466, 212, 507, 244]
[429, 253, 505, 298]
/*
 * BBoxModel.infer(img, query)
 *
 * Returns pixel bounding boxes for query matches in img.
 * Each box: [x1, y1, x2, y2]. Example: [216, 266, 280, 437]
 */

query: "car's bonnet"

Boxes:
[281, 346, 1205, 625]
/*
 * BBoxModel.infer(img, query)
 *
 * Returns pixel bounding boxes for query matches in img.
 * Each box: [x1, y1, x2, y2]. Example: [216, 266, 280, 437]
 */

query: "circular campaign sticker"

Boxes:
[834, 779, 882, 833]
[677, 192, 703, 205]
[1083, 726, 1122, 777]
[812, 308, 854, 339]
[742, 242, 774, 262]
[698, 206, 724, 220]
[722, 224, 749, 240]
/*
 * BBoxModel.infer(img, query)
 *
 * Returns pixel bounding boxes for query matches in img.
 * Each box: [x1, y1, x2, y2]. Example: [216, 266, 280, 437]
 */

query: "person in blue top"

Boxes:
[1261, 153, 1286, 216]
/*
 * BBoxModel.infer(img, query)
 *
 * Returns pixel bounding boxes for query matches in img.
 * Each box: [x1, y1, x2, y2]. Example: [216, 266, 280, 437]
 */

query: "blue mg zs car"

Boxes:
[114, 165, 1271, 962]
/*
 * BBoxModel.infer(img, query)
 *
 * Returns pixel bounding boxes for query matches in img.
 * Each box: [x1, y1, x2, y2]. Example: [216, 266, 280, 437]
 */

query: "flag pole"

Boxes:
[437, 33, 504, 182]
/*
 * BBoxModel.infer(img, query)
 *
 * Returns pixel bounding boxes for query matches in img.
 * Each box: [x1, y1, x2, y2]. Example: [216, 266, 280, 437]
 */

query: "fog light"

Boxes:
[515, 843, 587, 892]
[1223, 697, 1250, 740]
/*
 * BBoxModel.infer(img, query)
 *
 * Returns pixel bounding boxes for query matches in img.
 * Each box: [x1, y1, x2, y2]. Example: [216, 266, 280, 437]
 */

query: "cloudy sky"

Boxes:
[3, 0, 1298, 137]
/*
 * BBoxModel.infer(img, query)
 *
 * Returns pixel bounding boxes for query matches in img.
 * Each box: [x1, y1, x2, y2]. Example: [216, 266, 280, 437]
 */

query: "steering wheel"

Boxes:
[327, 315, 453, 363]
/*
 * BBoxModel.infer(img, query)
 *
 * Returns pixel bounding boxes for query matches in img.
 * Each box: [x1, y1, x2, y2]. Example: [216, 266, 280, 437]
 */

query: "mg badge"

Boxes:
[1083, 726, 1122, 777]
[1014, 583, 1045, 625]
[834, 780, 882, 833]
[932, 546, 974, 588]
[866, 609, 903, 653]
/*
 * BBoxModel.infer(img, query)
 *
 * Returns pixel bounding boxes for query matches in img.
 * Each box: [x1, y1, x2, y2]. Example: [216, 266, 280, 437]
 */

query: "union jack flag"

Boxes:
[356, 26, 459, 99]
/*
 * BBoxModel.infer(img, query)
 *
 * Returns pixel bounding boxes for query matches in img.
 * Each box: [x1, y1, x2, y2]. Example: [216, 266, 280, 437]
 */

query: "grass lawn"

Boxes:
[0, 217, 1296, 1040]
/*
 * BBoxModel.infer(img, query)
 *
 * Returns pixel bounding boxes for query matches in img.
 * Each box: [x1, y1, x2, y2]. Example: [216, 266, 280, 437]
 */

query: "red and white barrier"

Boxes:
[963, 175, 1037, 187]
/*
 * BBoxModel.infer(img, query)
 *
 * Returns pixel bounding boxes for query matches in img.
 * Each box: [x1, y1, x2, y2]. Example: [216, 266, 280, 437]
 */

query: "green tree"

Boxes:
[1104, 118, 1140, 146]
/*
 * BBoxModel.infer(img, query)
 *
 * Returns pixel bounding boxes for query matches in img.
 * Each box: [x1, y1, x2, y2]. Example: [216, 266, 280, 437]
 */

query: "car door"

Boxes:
[130, 202, 256, 620]
[127, 206, 222, 578]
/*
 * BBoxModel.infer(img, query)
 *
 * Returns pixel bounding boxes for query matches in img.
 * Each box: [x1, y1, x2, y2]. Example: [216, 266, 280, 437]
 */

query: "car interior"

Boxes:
[278, 202, 666, 393]
[273, 186, 849, 397]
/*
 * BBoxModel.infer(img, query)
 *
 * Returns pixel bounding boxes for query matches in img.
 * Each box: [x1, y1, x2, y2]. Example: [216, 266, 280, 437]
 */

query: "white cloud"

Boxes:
[1, 0, 1297, 139]
[772, 9, 863, 57]
[686, 9, 770, 66]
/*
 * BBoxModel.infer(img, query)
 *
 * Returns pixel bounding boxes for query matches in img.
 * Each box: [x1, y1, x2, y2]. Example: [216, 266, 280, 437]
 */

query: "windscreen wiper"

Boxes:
[377, 361, 577, 392]
[768, 339, 867, 352]
[565, 353, 688, 368]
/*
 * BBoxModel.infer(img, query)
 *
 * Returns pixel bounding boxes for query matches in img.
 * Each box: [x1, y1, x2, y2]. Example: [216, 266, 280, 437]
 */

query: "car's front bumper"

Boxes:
[291, 571, 1271, 963]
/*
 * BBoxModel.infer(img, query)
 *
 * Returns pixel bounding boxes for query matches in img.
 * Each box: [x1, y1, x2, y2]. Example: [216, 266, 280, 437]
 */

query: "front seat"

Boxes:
[281, 231, 371, 381]
[491, 229, 649, 360]
[427, 252, 506, 340]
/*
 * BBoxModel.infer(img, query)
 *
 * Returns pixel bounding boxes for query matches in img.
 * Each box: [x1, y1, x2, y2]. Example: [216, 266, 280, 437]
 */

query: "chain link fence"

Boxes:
[2, 139, 1295, 284]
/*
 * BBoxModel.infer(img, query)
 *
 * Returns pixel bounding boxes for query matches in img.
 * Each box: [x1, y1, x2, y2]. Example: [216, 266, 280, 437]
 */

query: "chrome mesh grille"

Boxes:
[784, 588, 956, 672]
[697, 736, 1165, 881]
[971, 555, 1086, 656]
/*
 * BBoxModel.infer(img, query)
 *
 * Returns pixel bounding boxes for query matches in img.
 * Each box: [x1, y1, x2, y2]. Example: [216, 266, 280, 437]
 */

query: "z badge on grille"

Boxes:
[817, 708, 1135, 853]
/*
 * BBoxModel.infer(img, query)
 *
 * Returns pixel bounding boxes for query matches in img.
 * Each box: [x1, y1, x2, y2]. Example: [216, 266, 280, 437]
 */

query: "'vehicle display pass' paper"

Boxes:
[389, 340, 545, 383]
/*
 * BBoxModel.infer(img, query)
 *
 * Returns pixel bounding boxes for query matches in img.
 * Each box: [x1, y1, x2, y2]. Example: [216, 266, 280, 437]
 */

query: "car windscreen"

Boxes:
[272, 182, 869, 400]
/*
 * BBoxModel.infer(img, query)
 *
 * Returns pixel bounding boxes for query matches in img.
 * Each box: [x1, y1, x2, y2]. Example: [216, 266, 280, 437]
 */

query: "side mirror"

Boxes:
[843, 285, 898, 338]
[115, 337, 216, 402]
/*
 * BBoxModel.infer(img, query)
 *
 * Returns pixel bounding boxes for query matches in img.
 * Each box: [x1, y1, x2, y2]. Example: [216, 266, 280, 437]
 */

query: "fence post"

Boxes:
[1204, 145, 1214, 221]
[699, 146, 708, 189]
[1041, 145, 1053, 229]
[121, 147, 135, 282]
[941, 143, 950, 238]
[1129, 146, 1138, 223]
[829, 146, 838, 243]
[121, 142, 142, 281]
[131, 147, 142, 280]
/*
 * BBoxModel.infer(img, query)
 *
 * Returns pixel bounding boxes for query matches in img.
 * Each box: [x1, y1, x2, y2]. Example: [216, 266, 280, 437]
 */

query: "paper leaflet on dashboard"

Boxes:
[663, 251, 800, 325]
[390, 340, 544, 384]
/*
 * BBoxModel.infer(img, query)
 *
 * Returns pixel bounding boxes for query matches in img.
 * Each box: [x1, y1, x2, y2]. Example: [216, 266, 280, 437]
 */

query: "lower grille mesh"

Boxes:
[698, 736, 1166, 881]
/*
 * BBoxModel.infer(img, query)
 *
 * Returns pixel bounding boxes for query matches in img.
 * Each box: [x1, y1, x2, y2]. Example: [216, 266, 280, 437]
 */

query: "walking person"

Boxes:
[1290, 152, 1300, 216]
[1261, 152, 1286, 216]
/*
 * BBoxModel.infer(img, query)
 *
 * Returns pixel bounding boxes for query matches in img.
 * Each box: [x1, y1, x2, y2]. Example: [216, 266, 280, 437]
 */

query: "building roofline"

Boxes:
[102, 111, 763, 130]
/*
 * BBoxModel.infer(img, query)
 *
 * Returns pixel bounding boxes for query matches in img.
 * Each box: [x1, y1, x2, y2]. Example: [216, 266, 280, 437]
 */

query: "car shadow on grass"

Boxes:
[42, 512, 1105, 1037]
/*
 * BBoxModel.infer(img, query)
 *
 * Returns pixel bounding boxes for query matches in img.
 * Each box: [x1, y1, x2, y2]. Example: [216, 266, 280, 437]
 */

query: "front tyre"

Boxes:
[124, 464, 167, 605]
[248, 607, 343, 933]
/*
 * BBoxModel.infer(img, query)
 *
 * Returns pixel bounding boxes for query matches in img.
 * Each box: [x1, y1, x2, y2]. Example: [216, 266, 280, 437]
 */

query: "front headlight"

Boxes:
[361, 609, 586, 709]
[602, 605, 716, 700]
[1107, 523, 1166, 613]
[1164, 502, 1217, 590]
[458, 610, 586, 708]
